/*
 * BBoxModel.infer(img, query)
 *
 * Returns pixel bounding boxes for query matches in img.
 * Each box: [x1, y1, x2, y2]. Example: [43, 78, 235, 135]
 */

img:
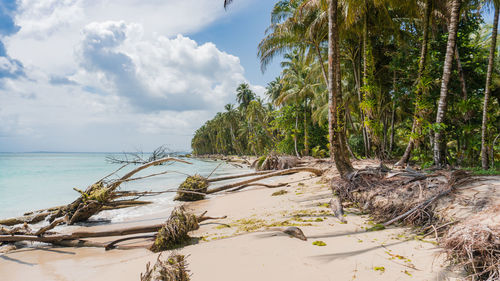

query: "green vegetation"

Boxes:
[312, 240, 327, 246]
[366, 224, 386, 232]
[271, 190, 288, 196]
[194, 0, 500, 172]
[174, 175, 208, 202]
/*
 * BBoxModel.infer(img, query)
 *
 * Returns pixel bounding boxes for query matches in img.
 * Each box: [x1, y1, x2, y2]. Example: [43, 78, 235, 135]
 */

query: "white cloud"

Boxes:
[74, 20, 246, 111]
[0, 0, 260, 152]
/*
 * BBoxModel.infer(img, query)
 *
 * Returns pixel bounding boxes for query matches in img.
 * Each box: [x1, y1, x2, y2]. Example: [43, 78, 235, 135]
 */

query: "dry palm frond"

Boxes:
[442, 205, 500, 280]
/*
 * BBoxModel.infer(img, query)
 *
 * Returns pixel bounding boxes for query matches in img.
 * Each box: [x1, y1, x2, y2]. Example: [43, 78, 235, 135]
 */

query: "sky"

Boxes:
[0, 0, 281, 152]
[0, 1, 495, 153]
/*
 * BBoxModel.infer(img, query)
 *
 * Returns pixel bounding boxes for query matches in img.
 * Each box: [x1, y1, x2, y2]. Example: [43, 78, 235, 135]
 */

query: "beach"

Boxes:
[0, 159, 461, 281]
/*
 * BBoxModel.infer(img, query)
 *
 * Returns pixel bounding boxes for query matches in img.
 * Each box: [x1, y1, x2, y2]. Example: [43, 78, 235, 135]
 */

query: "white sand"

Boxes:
[0, 169, 461, 281]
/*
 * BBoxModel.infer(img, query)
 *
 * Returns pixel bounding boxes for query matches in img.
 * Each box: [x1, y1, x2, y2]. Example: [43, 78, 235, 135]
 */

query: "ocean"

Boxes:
[0, 153, 249, 221]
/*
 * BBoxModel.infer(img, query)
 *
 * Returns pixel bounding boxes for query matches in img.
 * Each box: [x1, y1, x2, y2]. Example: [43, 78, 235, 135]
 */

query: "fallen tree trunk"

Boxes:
[0, 212, 51, 227]
[227, 182, 288, 192]
[207, 170, 274, 183]
[206, 167, 323, 194]
[0, 207, 225, 251]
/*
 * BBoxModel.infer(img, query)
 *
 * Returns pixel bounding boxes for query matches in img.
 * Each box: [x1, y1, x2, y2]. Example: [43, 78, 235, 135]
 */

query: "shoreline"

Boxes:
[0, 159, 463, 280]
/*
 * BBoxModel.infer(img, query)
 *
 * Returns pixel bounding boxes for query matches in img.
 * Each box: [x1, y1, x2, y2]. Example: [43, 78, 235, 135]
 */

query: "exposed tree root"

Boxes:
[149, 207, 200, 252]
[332, 165, 500, 279]
[141, 252, 190, 281]
[442, 204, 500, 280]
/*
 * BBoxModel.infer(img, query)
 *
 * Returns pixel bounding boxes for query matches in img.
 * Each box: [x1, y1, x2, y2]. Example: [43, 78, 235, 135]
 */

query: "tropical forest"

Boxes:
[192, 0, 500, 174]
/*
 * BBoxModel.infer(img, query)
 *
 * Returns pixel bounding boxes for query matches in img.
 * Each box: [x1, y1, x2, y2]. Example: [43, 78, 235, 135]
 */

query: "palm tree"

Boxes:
[278, 50, 319, 157]
[481, 0, 500, 169]
[236, 83, 256, 110]
[265, 77, 283, 103]
[396, 0, 433, 166]
[329, 0, 353, 177]
[224, 104, 243, 155]
[433, 0, 462, 168]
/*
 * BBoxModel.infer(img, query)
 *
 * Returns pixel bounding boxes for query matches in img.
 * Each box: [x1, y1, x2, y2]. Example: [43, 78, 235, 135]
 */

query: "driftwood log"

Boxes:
[0, 206, 225, 253]
[174, 167, 322, 201]
[206, 167, 323, 194]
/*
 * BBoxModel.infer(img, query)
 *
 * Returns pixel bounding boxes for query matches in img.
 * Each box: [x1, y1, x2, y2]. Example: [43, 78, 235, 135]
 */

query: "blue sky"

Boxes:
[0, 0, 280, 152]
[0, 1, 495, 152]
[189, 0, 281, 86]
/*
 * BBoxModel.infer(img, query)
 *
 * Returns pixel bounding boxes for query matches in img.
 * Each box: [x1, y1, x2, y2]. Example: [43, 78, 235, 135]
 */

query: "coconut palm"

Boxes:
[278, 50, 320, 156]
[396, 0, 434, 166]
[433, 0, 462, 168]
[236, 83, 256, 110]
[265, 77, 283, 103]
[481, 0, 500, 169]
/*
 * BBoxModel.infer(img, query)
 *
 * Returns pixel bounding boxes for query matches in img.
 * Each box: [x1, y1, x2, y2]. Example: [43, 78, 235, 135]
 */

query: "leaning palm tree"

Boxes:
[481, 0, 500, 170]
[433, 0, 462, 168]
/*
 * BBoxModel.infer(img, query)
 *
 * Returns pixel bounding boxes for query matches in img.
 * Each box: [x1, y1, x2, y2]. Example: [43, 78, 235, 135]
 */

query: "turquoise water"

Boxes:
[0, 153, 248, 220]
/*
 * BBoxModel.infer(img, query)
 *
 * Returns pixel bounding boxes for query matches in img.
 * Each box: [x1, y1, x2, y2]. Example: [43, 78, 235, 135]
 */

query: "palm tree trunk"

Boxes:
[362, 11, 372, 156]
[382, 112, 388, 156]
[351, 53, 369, 157]
[294, 109, 300, 158]
[433, 0, 461, 168]
[229, 125, 240, 155]
[303, 99, 309, 156]
[328, 0, 353, 177]
[390, 70, 396, 154]
[316, 44, 329, 87]
[396, 0, 432, 166]
[455, 45, 468, 166]
[481, 3, 499, 170]
[455, 46, 468, 100]
[390, 97, 396, 153]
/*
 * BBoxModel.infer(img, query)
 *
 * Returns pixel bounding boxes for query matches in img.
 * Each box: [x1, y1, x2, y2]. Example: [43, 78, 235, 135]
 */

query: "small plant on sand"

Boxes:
[366, 224, 386, 232]
[318, 203, 330, 208]
[272, 190, 288, 196]
[312, 240, 326, 246]
[373, 266, 385, 273]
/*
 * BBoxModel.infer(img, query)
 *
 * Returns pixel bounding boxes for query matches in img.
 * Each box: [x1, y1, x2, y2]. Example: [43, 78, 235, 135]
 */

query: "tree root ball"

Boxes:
[141, 252, 190, 281]
[174, 175, 208, 201]
[149, 207, 199, 253]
